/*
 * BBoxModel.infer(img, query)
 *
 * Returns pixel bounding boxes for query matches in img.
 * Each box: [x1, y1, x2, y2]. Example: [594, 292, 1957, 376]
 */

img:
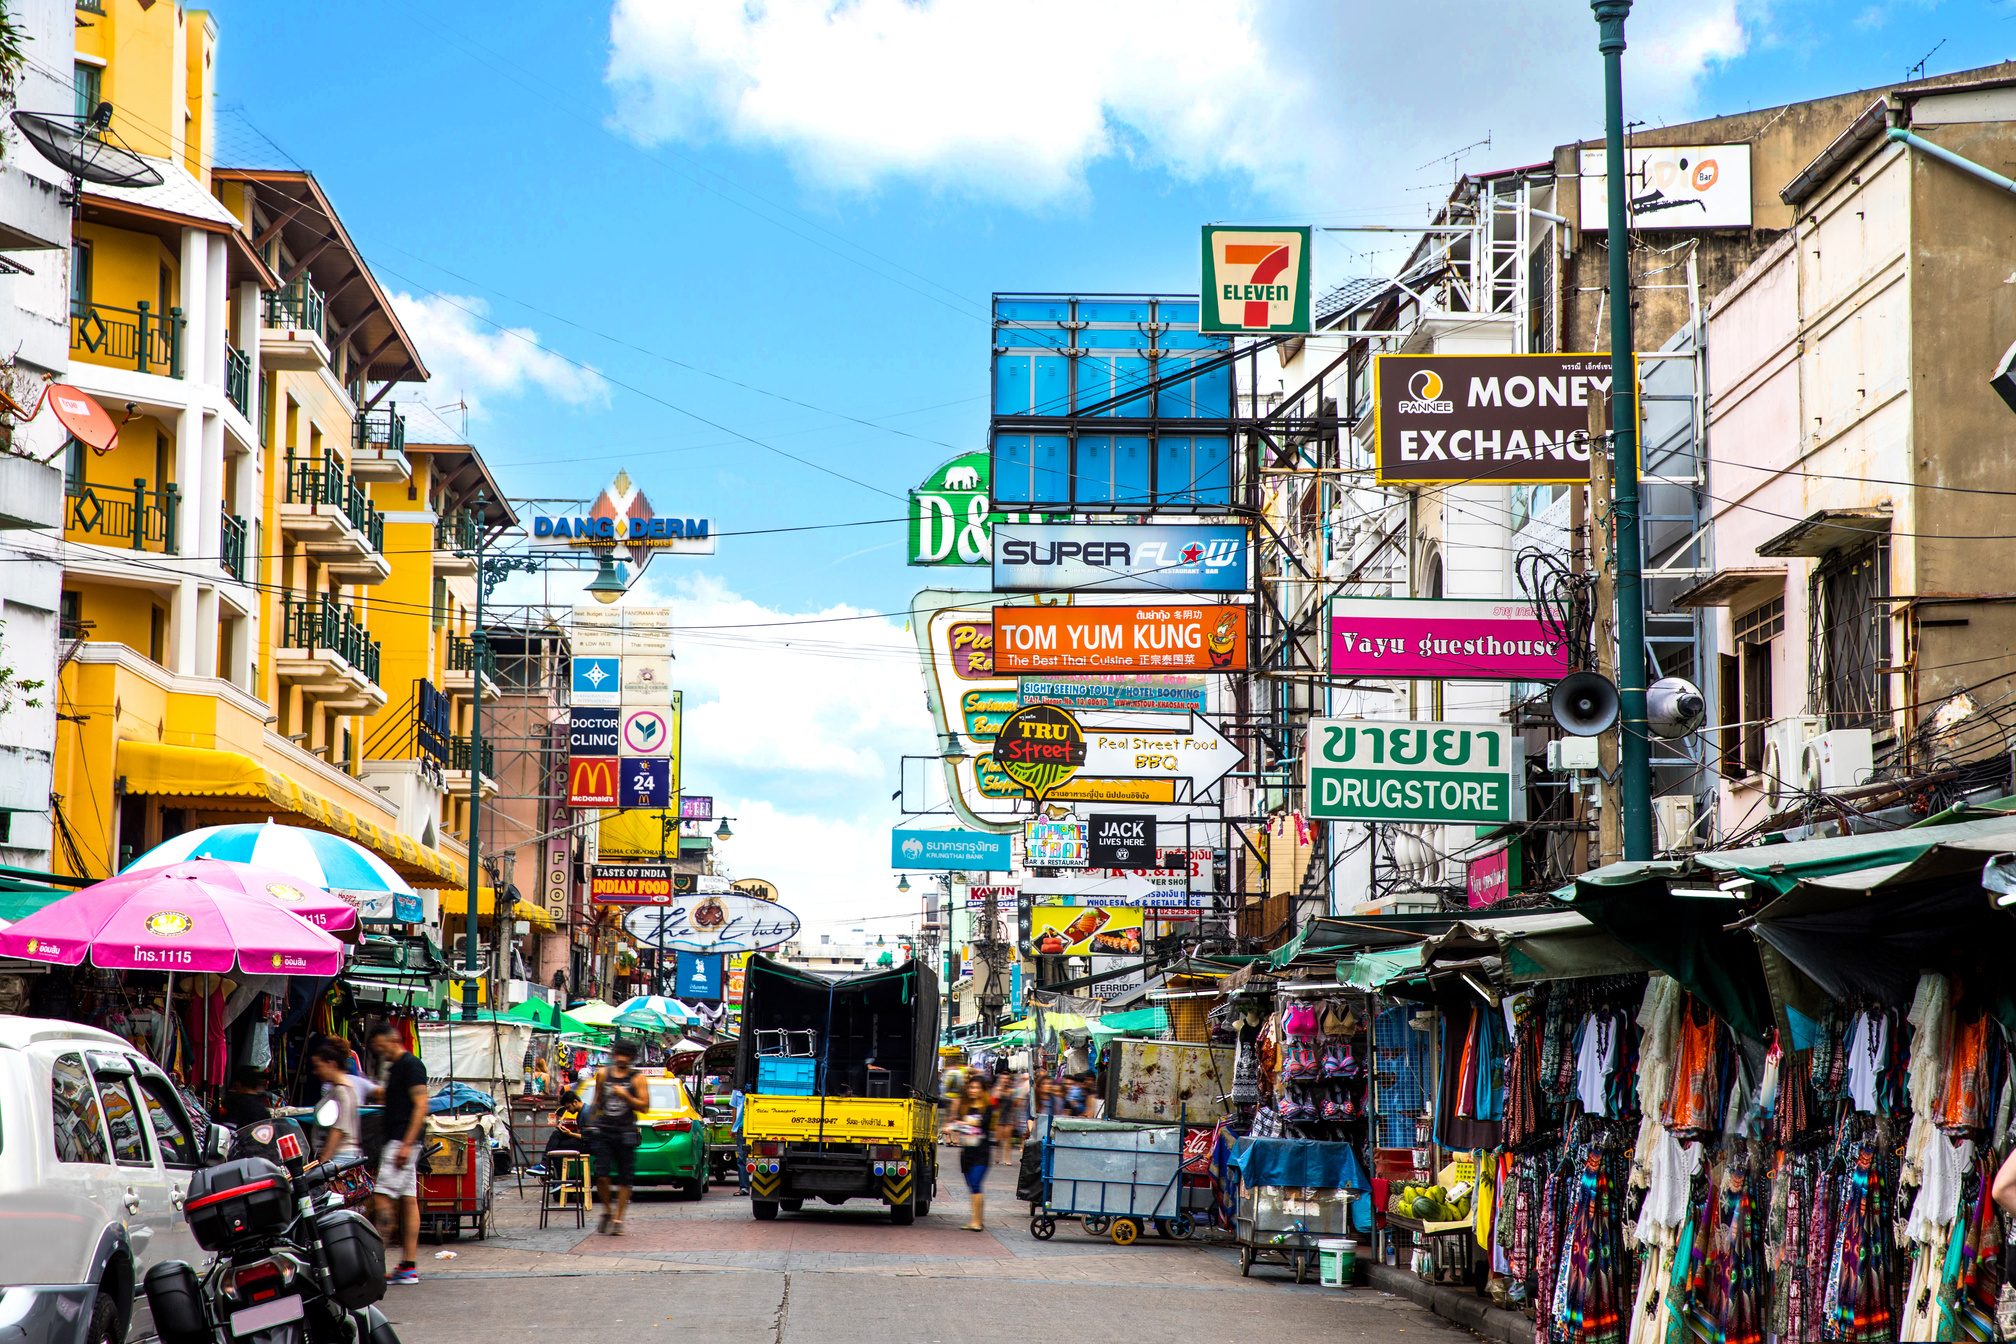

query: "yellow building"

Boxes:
[51, 0, 524, 944]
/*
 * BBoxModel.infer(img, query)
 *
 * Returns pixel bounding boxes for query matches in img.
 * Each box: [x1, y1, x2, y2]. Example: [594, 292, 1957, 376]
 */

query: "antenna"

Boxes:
[1906, 38, 1946, 81]
[11, 106, 165, 207]
[1416, 133, 1491, 177]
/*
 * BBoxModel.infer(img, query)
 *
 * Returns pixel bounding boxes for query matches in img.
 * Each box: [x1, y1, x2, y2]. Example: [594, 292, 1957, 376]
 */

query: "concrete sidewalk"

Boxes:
[1358, 1259, 1534, 1344]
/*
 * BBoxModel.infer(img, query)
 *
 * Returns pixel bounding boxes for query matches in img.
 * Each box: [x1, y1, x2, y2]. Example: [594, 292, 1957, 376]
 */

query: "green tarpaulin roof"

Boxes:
[1088, 1006, 1168, 1037]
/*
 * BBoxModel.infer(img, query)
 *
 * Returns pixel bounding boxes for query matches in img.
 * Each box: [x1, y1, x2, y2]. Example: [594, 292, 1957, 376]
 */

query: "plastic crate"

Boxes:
[757, 1057, 816, 1094]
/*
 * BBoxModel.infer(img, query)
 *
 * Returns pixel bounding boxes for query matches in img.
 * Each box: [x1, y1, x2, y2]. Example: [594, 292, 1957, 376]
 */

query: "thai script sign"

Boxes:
[1306, 719, 1521, 824]
[891, 828, 1014, 871]
[1329, 598, 1574, 681]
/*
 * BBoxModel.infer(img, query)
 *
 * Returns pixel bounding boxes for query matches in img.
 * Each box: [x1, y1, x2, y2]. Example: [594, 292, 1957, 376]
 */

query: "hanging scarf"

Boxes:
[1825, 1146, 1895, 1344]
[1557, 1147, 1628, 1344]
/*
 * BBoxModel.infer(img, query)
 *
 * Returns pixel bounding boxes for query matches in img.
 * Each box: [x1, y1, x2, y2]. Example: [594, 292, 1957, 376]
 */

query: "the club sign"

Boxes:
[620, 893, 800, 954]
[1306, 719, 1521, 824]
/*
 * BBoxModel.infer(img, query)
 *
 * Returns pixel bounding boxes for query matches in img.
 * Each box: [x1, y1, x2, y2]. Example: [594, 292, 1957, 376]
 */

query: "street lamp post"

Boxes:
[1592, 0, 1654, 861]
[456, 498, 622, 1022]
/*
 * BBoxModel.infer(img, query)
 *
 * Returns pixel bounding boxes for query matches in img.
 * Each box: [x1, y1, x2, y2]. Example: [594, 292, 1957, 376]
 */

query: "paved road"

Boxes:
[381, 1147, 1470, 1344]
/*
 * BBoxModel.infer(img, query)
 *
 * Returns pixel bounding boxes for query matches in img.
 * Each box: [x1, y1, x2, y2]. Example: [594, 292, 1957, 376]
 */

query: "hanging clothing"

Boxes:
[1843, 1012, 1886, 1114]
[182, 984, 228, 1089]
[1575, 1011, 1618, 1117]
[1632, 1132, 1700, 1248]
[1940, 1014, 1991, 1132]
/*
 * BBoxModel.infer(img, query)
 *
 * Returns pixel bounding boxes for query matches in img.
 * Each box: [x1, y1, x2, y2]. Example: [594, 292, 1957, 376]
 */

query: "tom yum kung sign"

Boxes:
[1306, 720, 1522, 825]
[1374, 354, 1632, 486]
[992, 606, 1247, 674]
[1329, 598, 1574, 681]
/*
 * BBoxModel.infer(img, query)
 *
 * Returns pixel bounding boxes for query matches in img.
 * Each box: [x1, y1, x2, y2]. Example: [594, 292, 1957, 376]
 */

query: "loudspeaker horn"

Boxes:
[1646, 676, 1706, 739]
[1550, 670, 1620, 737]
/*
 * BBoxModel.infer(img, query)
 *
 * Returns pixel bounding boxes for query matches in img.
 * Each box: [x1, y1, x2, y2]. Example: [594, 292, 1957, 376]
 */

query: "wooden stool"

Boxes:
[538, 1151, 590, 1229]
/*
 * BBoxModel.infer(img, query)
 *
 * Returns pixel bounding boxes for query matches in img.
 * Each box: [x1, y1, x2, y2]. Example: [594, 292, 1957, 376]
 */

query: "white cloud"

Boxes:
[604, 0, 1750, 210]
[389, 291, 608, 418]
[618, 571, 937, 937]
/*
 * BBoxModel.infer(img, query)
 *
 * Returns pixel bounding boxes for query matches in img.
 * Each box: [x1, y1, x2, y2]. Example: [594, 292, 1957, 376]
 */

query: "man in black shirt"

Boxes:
[366, 1021, 429, 1285]
[219, 1066, 273, 1126]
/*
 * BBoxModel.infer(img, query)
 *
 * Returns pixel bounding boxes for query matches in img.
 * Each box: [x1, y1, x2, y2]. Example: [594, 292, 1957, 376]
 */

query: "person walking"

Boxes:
[309, 1041, 362, 1163]
[365, 1022, 428, 1286]
[729, 1082, 751, 1195]
[588, 1040, 651, 1235]
[945, 1074, 998, 1232]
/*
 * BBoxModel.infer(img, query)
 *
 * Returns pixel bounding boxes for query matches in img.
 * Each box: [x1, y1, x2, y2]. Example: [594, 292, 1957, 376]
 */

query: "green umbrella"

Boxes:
[613, 1005, 681, 1037]
[507, 999, 591, 1036]
[568, 1000, 622, 1030]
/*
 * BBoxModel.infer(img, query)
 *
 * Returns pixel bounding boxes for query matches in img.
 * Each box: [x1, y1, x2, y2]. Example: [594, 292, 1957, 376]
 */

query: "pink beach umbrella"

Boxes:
[0, 861, 346, 977]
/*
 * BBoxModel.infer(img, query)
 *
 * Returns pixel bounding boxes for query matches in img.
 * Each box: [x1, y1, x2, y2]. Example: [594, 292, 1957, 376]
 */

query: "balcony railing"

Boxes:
[435, 508, 480, 554]
[76, 0, 104, 13]
[220, 509, 248, 581]
[67, 478, 180, 553]
[285, 456, 384, 552]
[282, 598, 381, 685]
[448, 634, 478, 672]
[225, 343, 252, 418]
[263, 277, 326, 336]
[355, 405, 404, 457]
[448, 735, 495, 779]
[71, 300, 183, 378]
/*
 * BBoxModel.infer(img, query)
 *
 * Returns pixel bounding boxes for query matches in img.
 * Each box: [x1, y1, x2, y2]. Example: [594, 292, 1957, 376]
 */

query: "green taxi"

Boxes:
[576, 1069, 710, 1198]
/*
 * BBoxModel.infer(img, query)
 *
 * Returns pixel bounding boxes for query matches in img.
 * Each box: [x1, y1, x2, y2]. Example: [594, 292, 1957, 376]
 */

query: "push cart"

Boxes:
[1230, 1138, 1368, 1283]
[418, 1114, 494, 1241]
[1028, 1116, 1196, 1246]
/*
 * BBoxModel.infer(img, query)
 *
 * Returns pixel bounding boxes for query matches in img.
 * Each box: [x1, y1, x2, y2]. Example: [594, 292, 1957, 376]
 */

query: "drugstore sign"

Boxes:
[1306, 719, 1522, 824]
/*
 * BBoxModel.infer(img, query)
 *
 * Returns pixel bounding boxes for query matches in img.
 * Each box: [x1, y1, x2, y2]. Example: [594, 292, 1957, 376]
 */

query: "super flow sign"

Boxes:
[1306, 720, 1521, 824]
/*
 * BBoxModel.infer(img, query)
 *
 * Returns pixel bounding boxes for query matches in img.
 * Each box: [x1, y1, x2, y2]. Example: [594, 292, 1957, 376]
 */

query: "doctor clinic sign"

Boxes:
[1306, 720, 1521, 825]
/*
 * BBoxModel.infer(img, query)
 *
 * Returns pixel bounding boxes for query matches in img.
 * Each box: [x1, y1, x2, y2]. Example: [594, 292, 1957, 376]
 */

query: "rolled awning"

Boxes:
[116, 741, 466, 889]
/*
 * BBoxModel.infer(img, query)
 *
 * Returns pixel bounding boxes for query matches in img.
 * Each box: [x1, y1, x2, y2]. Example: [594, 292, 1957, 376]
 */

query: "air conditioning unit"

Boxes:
[1654, 795, 1698, 853]
[1802, 729, 1874, 794]
[448, 935, 491, 978]
[1761, 715, 1824, 810]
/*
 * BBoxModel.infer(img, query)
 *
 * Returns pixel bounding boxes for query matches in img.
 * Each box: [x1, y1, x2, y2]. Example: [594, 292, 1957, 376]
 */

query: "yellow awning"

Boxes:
[436, 887, 500, 917]
[116, 741, 466, 889]
[512, 898, 557, 932]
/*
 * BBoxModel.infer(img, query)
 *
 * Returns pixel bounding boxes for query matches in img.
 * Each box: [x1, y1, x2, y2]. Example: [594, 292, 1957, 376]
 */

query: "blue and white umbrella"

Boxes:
[125, 822, 418, 897]
[614, 994, 694, 1034]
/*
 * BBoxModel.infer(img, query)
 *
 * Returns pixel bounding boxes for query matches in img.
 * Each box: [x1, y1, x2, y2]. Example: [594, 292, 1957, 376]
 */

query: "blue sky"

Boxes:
[200, 0, 2015, 932]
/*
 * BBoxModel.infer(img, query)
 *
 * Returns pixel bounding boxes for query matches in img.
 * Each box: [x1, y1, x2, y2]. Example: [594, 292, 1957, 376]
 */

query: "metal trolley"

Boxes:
[1233, 1184, 1353, 1283]
[1028, 1116, 1195, 1246]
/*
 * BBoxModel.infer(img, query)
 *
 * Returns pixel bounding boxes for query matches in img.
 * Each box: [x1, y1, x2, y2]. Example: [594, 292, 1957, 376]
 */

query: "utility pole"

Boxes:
[1593, 0, 1654, 861]
[978, 877, 1006, 1039]
[1588, 394, 1622, 866]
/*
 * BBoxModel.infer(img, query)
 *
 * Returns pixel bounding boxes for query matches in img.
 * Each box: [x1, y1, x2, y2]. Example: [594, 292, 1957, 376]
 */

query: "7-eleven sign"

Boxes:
[1201, 226, 1312, 334]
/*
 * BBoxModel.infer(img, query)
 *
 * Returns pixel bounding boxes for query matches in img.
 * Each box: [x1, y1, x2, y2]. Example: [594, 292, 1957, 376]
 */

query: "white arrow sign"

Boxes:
[1076, 714, 1242, 793]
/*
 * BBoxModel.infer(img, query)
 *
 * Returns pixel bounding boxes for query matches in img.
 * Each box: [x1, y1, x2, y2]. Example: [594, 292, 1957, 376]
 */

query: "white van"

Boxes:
[0, 1016, 218, 1344]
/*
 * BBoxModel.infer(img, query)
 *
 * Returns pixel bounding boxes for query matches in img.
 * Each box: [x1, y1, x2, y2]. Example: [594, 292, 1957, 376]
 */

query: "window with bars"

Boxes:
[1728, 594, 1785, 776]
[1812, 540, 1890, 732]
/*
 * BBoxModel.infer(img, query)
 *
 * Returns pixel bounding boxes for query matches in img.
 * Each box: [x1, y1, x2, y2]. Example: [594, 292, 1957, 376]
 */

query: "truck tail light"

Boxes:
[868, 1145, 902, 1159]
[755, 1141, 783, 1157]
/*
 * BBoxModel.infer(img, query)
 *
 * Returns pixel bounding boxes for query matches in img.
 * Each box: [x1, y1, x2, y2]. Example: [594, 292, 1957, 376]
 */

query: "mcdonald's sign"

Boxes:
[568, 756, 619, 808]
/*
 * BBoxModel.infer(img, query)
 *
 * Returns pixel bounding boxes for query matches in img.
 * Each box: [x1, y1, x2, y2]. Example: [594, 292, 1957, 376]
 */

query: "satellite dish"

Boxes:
[11, 109, 165, 189]
[1549, 671, 1620, 737]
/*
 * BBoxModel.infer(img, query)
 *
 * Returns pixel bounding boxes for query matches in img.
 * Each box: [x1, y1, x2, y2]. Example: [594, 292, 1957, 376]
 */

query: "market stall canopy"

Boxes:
[1335, 946, 1424, 990]
[1566, 812, 2016, 1037]
[1087, 1006, 1169, 1041]
[568, 1000, 622, 1030]
[1418, 910, 1653, 985]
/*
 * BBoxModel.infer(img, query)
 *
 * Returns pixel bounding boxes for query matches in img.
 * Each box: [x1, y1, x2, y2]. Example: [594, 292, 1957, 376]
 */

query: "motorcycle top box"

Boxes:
[186, 1157, 295, 1250]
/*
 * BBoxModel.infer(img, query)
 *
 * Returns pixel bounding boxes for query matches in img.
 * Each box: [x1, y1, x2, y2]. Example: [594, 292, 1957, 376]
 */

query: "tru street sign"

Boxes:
[1306, 719, 1522, 825]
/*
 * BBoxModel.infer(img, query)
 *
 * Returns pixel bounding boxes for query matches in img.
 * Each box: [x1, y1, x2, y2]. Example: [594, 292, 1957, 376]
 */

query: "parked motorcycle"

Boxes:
[143, 1098, 401, 1344]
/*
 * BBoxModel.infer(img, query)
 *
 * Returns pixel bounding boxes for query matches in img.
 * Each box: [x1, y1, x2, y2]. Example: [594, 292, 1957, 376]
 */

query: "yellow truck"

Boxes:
[735, 954, 941, 1224]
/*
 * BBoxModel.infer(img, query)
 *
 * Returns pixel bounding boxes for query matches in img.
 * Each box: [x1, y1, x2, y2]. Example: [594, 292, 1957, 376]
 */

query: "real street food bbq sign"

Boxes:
[992, 606, 1246, 675]
[1374, 353, 1633, 486]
